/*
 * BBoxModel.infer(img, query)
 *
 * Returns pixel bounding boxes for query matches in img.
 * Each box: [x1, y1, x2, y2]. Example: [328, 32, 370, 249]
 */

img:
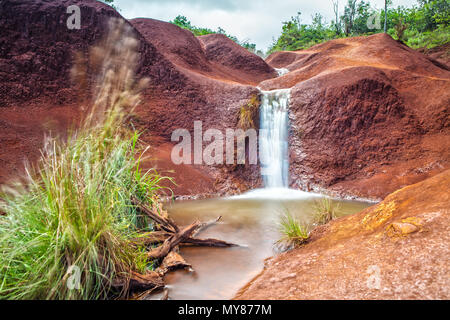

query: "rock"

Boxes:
[388, 222, 419, 236]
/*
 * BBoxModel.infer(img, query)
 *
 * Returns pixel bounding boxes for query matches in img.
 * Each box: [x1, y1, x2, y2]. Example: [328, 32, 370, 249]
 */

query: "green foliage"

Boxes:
[171, 15, 258, 53]
[0, 19, 170, 300]
[277, 211, 309, 248]
[269, 0, 449, 54]
[342, 0, 357, 36]
[352, 1, 378, 35]
[403, 24, 450, 49]
[100, 0, 119, 11]
[172, 15, 215, 36]
[269, 12, 335, 53]
[417, 0, 450, 30]
[238, 94, 260, 130]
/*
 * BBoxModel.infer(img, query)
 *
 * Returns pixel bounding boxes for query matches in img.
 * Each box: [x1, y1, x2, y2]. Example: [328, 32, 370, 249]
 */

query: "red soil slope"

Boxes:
[130, 18, 276, 85]
[264, 34, 450, 200]
[418, 43, 450, 68]
[235, 169, 450, 300]
[0, 0, 268, 195]
[197, 33, 277, 85]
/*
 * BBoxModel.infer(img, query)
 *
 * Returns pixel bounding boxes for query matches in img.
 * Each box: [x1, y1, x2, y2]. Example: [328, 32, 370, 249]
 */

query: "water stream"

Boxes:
[153, 197, 370, 300]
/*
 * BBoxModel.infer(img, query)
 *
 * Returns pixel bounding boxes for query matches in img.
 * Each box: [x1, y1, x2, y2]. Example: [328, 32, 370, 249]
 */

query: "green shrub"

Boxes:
[0, 19, 169, 300]
[405, 24, 450, 49]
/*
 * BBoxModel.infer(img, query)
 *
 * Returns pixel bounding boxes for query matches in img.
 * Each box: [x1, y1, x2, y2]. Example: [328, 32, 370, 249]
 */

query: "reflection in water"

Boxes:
[155, 196, 371, 300]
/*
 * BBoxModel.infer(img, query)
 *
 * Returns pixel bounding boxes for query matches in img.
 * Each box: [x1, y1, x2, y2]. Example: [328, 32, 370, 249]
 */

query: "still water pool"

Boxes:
[151, 190, 372, 300]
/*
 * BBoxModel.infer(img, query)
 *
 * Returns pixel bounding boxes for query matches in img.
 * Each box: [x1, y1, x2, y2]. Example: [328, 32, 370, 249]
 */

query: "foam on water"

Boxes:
[228, 187, 321, 200]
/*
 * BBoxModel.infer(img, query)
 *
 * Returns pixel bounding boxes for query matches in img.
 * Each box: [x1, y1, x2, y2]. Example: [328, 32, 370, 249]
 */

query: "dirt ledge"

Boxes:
[235, 169, 450, 300]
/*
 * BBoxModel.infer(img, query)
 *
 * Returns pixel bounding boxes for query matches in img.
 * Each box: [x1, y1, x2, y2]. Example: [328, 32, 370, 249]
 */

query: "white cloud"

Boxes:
[114, 0, 419, 51]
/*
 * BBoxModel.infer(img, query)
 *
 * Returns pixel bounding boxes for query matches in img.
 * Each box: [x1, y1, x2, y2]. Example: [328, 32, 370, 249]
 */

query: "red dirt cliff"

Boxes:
[264, 34, 450, 200]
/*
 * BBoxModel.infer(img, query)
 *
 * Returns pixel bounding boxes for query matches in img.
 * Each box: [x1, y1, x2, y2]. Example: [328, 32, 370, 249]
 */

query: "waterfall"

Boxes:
[230, 87, 321, 200]
[259, 89, 290, 188]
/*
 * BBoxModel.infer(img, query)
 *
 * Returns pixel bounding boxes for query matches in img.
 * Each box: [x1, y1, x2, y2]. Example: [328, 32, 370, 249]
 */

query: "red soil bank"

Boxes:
[235, 170, 450, 300]
[0, 0, 266, 195]
[418, 43, 450, 68]
[131, 18, 276, 85]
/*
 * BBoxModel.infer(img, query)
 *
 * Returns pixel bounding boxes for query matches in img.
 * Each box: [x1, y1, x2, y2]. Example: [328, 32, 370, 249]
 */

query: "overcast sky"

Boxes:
[114, 0, 418, 51]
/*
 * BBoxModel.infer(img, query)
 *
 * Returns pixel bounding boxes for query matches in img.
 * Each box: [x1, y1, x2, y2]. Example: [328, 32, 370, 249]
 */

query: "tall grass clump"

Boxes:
[277, 210, 309, 249]
[0, 19, 167, 300]
[313, 197, 341, 225]
[238, 94, 260, 130]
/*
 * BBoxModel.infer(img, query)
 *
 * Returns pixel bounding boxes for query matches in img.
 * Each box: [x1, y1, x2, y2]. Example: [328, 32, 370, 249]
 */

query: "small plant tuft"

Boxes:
[313, 197, 341, 225]
[238, 94, 260, 130]
[277, 210, 309, 249]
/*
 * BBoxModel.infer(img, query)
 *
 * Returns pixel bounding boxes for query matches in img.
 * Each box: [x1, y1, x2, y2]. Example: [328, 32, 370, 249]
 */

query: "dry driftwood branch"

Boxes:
[134, 229, 237, 249]
[113, 270, 164, 294]
[156, 251, 192, 275]
[131, 287, 162, 300]
[147, 221, 200, 260]
[191, 215, 222, 237]
[181, 237, 237, 247]
[132, 197, 179, 233]
[132, 197, 237, 262]
[161, 289, 169, 300]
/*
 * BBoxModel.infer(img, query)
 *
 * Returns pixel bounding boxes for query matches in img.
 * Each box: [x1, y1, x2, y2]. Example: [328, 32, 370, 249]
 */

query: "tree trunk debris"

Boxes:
[126, 197, 237, 299]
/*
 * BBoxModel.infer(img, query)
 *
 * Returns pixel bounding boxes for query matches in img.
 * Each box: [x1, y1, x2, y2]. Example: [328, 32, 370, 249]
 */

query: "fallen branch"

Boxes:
[113, 271, 164, 294]
[128, 271, 165, 293]
[156, 251, 192, 275]
[191, 215, 222, 237]
[147, 221, 200, 260]
[161, 289, 169, 300]
[132, 197, 179, 233]
[181, 238, 237, 247]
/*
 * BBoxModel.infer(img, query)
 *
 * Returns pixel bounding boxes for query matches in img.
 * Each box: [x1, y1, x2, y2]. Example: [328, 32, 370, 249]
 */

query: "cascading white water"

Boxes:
[230, 87, 322, 200]
[259, 89, 290, 188]
[230, 71, 323, 199]
[275, 68, 289, 76]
